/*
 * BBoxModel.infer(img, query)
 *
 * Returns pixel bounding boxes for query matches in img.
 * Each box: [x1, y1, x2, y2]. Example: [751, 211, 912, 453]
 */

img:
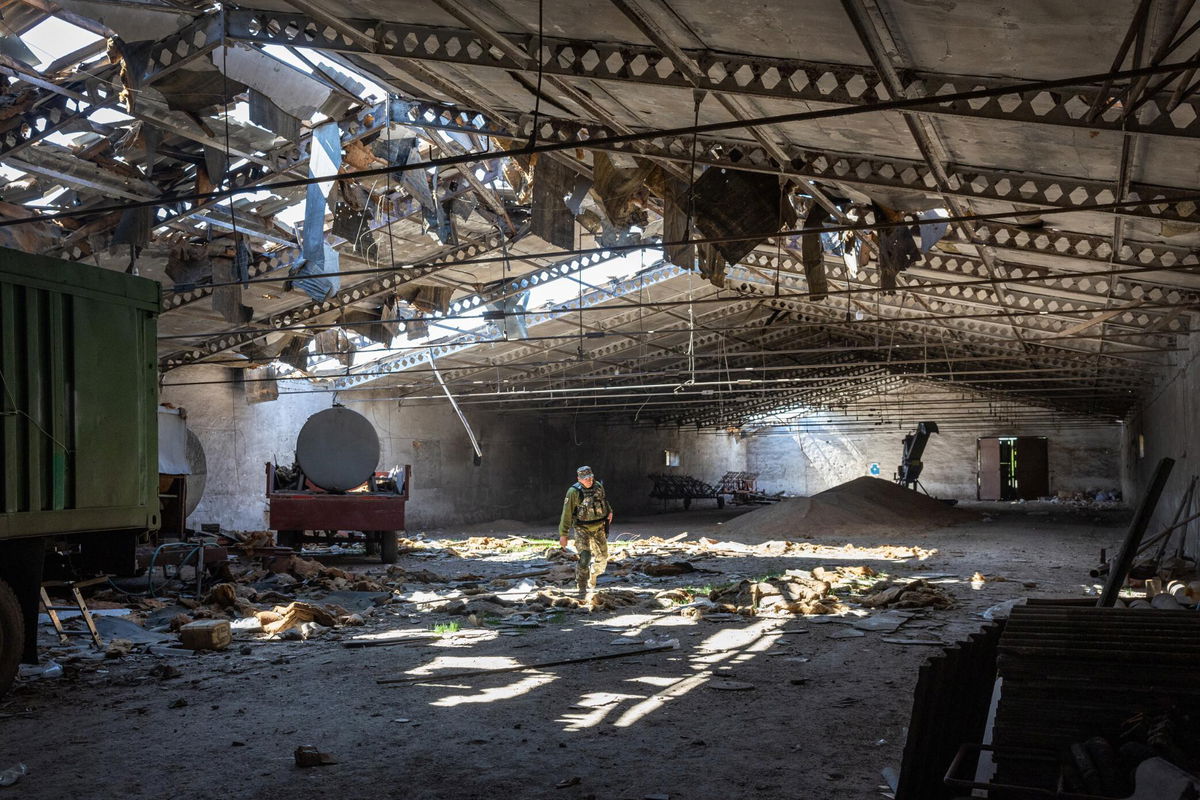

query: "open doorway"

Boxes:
[978, 436, 1049, 500]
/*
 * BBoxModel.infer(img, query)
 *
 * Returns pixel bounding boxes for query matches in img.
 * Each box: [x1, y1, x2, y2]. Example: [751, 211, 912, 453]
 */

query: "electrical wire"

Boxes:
[3, 54, 1200, 230]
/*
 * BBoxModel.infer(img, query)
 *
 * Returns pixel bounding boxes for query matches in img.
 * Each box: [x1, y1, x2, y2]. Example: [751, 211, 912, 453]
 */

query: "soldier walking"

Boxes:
[558, 466, 613, 599]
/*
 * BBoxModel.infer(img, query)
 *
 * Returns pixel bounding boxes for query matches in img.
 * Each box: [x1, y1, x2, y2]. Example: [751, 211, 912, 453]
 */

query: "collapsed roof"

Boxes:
[2, 0, 1198, 429]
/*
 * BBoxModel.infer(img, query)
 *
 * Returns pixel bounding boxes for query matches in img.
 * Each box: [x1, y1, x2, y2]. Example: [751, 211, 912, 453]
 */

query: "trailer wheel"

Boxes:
[277, 530, 303, 551]
[380, 531, 399, 564]
[0, 579, 22, 695]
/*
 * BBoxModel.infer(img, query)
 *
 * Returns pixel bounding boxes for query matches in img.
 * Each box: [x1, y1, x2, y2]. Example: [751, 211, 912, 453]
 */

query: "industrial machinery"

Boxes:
[0, 248, 161, 693]
[895, 421, 939, 493]
[648, 474, 725, 509]
[266, 406, 410, 563]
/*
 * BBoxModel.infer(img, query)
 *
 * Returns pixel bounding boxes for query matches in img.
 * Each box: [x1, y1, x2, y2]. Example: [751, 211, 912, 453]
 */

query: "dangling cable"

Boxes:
[683, 90, 704, 268]
[220, 9, 242, 264]
[527, 0, 545, 150]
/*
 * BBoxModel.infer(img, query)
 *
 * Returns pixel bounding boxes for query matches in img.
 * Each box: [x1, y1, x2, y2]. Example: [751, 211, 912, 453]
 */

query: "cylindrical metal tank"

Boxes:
[184, 429, 207, 517]
[295, 407, 380, 492]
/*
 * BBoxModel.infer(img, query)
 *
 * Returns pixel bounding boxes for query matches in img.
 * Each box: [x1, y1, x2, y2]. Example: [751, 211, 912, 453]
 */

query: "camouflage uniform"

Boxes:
[559, 478, 611, 596]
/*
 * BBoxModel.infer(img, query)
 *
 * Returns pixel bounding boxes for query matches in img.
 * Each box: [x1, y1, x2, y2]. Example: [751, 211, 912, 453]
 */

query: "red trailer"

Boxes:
[266, 463, 411, 563]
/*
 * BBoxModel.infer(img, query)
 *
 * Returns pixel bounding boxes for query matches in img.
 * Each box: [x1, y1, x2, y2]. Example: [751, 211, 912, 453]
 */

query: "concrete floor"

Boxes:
[0, 503, 1131, 800]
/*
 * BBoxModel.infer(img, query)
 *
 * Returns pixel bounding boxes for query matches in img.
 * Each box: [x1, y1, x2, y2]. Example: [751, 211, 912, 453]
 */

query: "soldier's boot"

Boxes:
[575, 550, 592, 599]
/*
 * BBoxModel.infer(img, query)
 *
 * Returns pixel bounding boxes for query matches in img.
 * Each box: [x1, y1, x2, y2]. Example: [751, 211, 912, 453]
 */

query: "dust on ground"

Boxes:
[0, 490, 1131, 800]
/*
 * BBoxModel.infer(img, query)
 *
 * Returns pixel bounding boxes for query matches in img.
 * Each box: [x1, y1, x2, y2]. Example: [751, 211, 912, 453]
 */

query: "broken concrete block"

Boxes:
[179, 619, 232, 651]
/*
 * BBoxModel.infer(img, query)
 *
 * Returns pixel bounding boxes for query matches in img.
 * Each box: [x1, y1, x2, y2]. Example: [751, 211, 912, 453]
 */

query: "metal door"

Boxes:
[978, 438, 1002, 500]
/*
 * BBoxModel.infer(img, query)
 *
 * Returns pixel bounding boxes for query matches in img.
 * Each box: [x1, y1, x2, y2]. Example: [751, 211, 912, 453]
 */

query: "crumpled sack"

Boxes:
[262, 601, 337, 635]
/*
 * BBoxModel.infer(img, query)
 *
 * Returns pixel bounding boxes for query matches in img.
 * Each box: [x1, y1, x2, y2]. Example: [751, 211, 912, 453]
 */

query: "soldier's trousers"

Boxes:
[573, 522, 609, 592]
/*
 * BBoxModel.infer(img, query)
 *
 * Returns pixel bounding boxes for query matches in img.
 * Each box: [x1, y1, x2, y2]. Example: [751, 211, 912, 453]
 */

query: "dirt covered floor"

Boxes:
[0, 496, 1131, 800]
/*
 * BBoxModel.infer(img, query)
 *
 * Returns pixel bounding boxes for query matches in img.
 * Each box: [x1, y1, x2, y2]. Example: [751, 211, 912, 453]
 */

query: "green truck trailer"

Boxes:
[0, 247, 160, 692]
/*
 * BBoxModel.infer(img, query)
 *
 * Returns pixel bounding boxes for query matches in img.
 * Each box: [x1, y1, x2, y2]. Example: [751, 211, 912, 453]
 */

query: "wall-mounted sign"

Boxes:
[868, 463, 881, 476]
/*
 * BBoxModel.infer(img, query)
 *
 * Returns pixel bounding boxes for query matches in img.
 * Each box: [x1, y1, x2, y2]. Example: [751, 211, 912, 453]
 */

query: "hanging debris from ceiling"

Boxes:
[213, 44, 331, 120]
[244, 365, 280, 403]
[798, 202, 830, 301]
[294, 121, 343, 301]
[643, 166, 694, 269]
[165, 239, 211, 289]
[278, 334, 313, 374]
[590, 152, 653, 232]
[874, 204, 919, 291]
[339, 308, 390, 345]
[401, 285, 453, 315]
[212, 250, 253, 324]
[686, 168, 797, 285]
[248, 89, 300, 140]
[915, 209, 950, 252]
[314, 327, 356, 367]
[531, 155, 576, 250]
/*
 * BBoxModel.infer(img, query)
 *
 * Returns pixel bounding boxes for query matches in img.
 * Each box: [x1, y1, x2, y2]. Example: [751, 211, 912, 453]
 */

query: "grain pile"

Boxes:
[719, 476, 974, 542]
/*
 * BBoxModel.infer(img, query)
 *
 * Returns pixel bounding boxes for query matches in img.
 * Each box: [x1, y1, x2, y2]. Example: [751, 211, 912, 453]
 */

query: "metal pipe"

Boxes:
[428, 360, 483, 463]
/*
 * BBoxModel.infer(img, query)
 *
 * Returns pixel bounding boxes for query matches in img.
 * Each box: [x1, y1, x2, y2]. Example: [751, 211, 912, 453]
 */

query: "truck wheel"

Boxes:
[364, 532, 379, 556]
[277, 530, 303, 550]
[0, 579, 23, 695]
[380, 531, 399, 564]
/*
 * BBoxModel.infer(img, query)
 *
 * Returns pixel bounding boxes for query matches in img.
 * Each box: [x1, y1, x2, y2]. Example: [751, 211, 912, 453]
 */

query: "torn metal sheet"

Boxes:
[296, 121, 342, 302]
[291, 242, 340, 302]
[916, 209, 950, 252]
[531, 155, 575, 250]
[314, 327, 355, 367]
[110, 207, 152, 250]
[213, 44, 330, 119]
[372, 130, 418, 167]
[331, 202, 377, 260]
[278, 335, 312, 373]
[155, 65, 245, 114]
[688, 168, 797, 267]
[0, 34, 40, 69]
[340, 309, 389, 345]
[380, 296, 402, 342]
[248, 89, 300, 140]
[58, 0, 192, 40]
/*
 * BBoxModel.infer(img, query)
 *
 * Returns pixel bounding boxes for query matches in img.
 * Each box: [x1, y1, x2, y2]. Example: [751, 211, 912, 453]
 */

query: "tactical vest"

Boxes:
[572, 480, 609, 523]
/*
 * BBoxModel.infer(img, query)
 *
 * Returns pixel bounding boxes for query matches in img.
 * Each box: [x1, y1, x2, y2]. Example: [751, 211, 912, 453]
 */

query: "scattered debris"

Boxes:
[861, 579, 955, 610]
[293, 746, 337, 767]
[0, 764, 27, 788]
[179, 620, 232, 651]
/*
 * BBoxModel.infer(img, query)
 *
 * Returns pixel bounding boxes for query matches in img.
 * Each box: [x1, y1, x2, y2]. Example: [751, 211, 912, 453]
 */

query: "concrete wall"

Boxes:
[162, 367, 746, 532]
[743, 387, 1123, 500]
[1124, 330, 1199, 560]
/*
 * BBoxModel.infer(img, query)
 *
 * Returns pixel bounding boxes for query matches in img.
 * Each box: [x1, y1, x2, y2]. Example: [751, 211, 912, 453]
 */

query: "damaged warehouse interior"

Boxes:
[3, 0, 1200, 796]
